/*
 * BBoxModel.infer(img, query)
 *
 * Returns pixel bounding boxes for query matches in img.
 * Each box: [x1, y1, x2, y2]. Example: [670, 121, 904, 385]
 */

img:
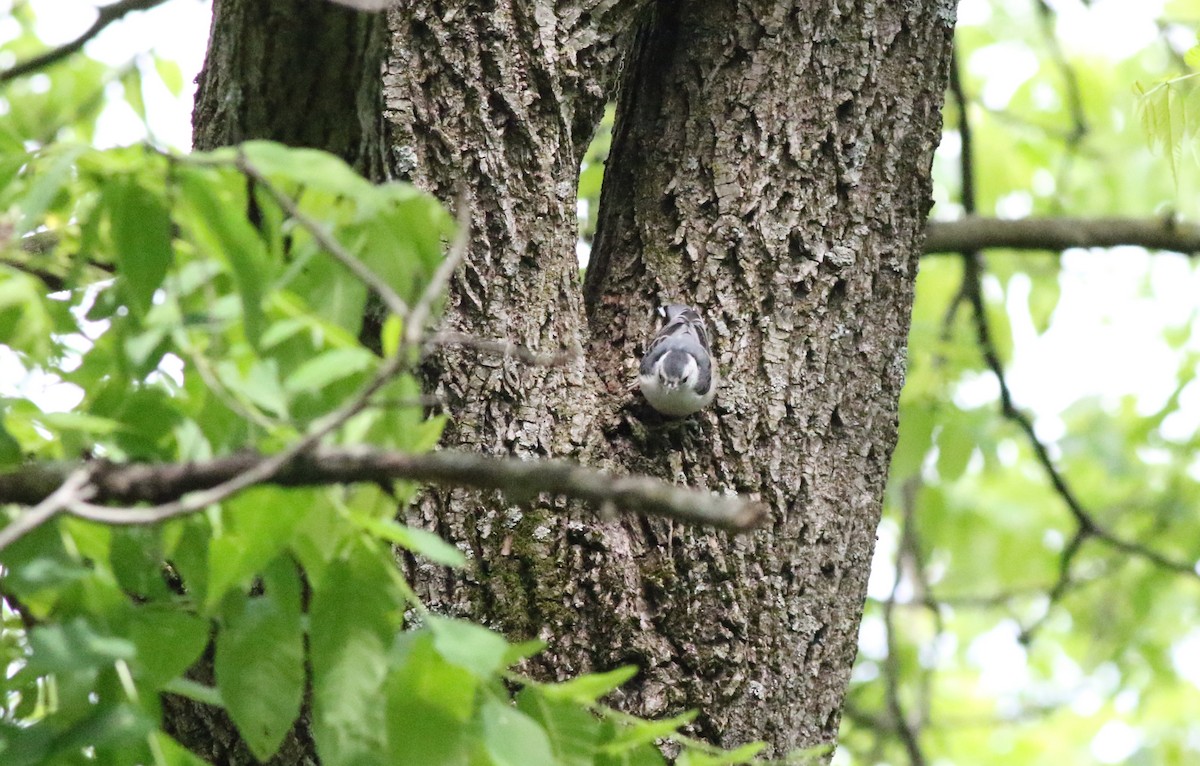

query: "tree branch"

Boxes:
[924, 216, 1200, 255]
[0, 0, 169, 84]
[0, 448, 768, 547]
[882, 478, 930, 766]
[0, 469, 94, 550]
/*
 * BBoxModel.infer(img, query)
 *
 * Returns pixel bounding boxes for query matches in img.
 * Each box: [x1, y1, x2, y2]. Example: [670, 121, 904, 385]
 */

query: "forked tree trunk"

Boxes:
[182, 0, 955, 760]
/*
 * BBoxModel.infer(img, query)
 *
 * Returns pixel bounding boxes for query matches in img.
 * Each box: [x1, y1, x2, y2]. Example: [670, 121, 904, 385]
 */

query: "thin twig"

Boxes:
[57, 156, 447, 530]
[0, 0, 169, 84]
[0, 469, 94, 550]
[404, 193, 470, 349]
[881, 478, 929, 766]
[1018, 528, 1087, 643]
[1032, 0, 1087, 209]
[0, 258, 68, 292]
[424, 331, 574, 366]
[235, 150, 411, 318]
[65, 335, 412, 526]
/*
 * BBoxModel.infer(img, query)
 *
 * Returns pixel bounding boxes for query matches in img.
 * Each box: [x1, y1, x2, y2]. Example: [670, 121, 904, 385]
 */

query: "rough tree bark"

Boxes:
[580, 0, 955, 751]
[178, 0, 955, 760]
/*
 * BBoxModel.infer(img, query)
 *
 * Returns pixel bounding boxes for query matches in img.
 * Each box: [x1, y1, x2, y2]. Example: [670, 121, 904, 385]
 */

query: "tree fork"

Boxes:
[180, 0, 958, 760]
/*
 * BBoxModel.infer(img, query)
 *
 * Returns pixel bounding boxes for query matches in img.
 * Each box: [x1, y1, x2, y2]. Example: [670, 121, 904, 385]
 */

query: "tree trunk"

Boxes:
[580, 1, 955, 751]
[181, 0, 955, 760]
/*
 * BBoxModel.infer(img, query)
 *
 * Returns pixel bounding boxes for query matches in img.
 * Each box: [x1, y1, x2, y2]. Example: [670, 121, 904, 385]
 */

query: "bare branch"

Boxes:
[30, 151, 450, 531]
[0, 469, 94, 550]
[881, 477, 930, 766]
[962, 250, 1200, 580]
[0, 448, 769, 548]
[1018, 528, 1089, 644]
[925, 216, 1200, 255]
[0, 0, 169, 84]
[424, 331, 575, 366]
[1033, 0, 1088, 146]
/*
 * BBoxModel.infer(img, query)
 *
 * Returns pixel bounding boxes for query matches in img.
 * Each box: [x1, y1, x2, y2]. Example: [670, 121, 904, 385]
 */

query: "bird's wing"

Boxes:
[671, 307, 711, 352]
[641, 305, 713, 377]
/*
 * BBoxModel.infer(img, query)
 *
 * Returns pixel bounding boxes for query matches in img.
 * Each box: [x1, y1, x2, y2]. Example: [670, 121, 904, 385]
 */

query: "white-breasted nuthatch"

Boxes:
[638, 304, 718, 417]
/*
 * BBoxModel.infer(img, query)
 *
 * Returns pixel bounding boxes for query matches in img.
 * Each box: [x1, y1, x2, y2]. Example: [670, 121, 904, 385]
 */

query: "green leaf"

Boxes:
[601, 711, 697, 753]
[110, 527, 170, 599]
[40, 704, 155, 765]
[23, 617, 136, 676]
[936, 420, 975, 482]
[153, 57, 184, 97]
[0, 721, 54, 766]
[0, 417, 22, 466]
[1186, 45, 1200, 69]
[890, 404, 934, 478]
[121, 66, 146, 122]
[240, 140, 375, 200]
[206, 487, 310, 610]
[480, 696, 556, 766]
[354, 516, 466, 568]
[17, 145, 87, 235]
[214, 558, 304, 761]
[358, 190, 454, 304]
[279, 240, 368, 335]
[381, 314, 403, 357]
[504, 639, 547, 665]
[214, 357, 289, 418]
[539, 665, 639, 704]
[595, 742, 668, 766]
[149, 731, 215, 766]
[104, 177, 173, 317]
[126, 606, 209, 686]
[36, 411, 122, 436]
[428, 615, 511, 679]
[161, 677, 224, 707]
[309, 541, 398, 766]
[284, 347, 376, 393]
[385, 631, 475, 765]
[384, 702, 470, 766]
[676, 741, 766, 766]
[517, 688, 602, 766]
[0, 271, 54, 359]
[176, 166, 269, 345]
[390, 629, 479, 721]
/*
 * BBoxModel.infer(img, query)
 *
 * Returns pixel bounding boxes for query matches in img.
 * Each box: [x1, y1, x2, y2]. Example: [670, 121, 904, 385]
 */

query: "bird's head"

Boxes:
[657, 348, 700, 390]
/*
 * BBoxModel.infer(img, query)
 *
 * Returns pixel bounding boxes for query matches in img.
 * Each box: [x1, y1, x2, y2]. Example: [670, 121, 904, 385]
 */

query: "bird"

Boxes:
[638, 304, 718, 417]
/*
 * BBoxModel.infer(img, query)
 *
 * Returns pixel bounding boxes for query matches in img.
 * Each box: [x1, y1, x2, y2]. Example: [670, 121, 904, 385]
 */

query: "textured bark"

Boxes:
[192, 0, 387, 177]
[183, 0, 956, 760]
[380, 0, 648, 644]
[581, 1, 956, 752]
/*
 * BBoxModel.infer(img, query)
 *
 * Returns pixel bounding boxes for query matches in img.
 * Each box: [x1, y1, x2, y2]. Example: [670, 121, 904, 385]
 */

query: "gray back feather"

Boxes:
[640, 305, 714, 393]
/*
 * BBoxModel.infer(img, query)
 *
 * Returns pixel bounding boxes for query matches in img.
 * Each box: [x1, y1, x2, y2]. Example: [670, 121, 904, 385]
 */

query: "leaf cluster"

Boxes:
[840, 3, 1200, 763]
[0, 70, 769, 766]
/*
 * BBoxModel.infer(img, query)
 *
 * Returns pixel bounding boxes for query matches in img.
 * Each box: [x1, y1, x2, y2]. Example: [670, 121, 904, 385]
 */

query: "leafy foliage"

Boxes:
[838, 3, 1200, 765]
[0, 15, 770, 764]
[5, 2, 1200, 766]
